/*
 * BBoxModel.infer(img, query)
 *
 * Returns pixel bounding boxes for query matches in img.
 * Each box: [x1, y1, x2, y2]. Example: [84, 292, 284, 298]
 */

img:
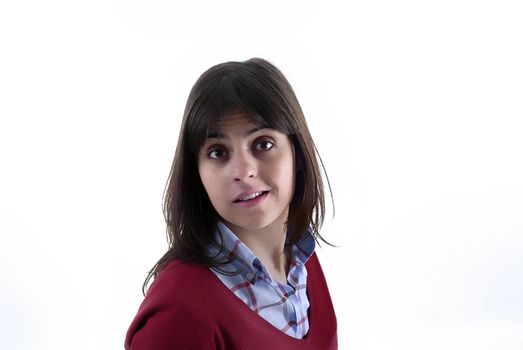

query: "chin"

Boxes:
[225, 219, 272, 232]
[224, 212, 288, 233]
[218, 205, 290, 234]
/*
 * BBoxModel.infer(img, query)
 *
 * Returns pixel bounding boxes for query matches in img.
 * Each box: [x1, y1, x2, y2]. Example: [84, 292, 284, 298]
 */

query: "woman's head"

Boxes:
[145, 58, 331, 291]
[197, 111, 297, 240]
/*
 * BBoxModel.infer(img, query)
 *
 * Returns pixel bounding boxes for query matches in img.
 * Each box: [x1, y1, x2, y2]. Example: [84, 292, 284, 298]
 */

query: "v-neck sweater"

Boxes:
[125, 252, 337, 349]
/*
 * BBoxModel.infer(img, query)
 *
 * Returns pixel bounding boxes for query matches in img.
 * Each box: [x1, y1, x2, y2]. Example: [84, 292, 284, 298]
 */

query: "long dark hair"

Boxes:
[143, 58, 333, 294]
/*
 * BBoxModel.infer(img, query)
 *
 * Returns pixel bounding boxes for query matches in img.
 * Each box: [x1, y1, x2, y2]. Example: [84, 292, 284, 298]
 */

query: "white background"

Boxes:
[1, 1, 522, 349]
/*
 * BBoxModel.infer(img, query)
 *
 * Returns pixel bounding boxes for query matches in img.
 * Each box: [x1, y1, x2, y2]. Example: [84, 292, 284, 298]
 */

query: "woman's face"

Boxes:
[198, 112, 296, 235]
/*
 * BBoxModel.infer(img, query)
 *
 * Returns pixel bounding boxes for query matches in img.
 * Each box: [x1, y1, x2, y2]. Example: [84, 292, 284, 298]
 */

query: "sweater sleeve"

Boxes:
[126, 301, 218, 350]
[125, 262, 221, 350]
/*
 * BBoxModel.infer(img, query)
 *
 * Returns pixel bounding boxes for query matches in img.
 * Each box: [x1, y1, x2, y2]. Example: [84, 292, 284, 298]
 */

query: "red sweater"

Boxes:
[125, 252, 337, 349]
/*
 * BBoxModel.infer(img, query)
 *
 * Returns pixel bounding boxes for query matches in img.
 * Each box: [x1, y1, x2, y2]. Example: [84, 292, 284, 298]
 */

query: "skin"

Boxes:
[198, 112, 296, 284]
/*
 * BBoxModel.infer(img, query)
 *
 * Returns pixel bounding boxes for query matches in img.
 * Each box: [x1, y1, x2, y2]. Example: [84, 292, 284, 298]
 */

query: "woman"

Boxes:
[125, 58, 337, 349]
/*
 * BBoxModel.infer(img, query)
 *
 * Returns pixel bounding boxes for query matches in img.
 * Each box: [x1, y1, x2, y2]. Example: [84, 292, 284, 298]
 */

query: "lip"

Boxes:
[233, 190, 270, 207]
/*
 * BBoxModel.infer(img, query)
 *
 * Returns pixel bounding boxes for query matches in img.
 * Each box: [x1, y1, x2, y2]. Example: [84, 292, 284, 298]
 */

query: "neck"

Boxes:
[224, 213, 290, 284]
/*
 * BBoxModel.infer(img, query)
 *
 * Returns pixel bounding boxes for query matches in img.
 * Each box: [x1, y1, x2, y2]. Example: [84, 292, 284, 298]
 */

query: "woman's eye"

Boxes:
[254, 140, 274, 151]
[208, 148, 227, 159]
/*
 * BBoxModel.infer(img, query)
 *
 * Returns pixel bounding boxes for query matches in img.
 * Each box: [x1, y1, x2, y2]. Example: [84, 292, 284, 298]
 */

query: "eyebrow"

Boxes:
[207, 126, 267, 139]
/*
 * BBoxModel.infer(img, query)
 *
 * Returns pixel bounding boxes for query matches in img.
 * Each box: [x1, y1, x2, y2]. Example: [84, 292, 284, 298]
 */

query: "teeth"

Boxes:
[239, 191, 263, 201]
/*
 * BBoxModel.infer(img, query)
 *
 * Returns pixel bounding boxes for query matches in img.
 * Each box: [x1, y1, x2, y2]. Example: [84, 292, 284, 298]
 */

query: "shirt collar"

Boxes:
[208, 222, 316, 284]
[290, 225, 316, 266]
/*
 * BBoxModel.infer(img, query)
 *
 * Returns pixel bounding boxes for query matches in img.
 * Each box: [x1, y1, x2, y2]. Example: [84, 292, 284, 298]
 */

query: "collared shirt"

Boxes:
[207, 222, 316, 339]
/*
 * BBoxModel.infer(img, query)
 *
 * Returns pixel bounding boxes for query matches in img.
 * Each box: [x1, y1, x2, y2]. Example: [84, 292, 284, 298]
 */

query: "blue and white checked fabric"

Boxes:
[207, 221, 315, 339]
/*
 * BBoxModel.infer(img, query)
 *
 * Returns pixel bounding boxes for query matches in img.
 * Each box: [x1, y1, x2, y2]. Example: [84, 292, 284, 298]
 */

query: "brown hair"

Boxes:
[143, 58, 333, 294]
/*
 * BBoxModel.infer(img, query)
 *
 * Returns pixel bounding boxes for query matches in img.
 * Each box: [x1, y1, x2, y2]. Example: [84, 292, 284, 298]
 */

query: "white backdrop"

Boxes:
[1, 1, 522, 349]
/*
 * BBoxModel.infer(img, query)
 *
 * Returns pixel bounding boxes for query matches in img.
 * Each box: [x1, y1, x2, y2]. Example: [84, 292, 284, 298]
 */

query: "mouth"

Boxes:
[233, 191, 270, 203]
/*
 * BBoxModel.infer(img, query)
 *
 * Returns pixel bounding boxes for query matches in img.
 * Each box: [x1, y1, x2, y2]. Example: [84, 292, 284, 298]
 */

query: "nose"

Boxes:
[231, 150, 257, 182]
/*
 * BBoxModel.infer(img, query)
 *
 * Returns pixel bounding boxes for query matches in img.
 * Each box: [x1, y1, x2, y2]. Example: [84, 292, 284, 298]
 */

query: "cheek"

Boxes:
[199, 165, 228, 210]
[198, 163, 216, 197]
[286, 165, 297, 198]
[273, 155, 296, 199]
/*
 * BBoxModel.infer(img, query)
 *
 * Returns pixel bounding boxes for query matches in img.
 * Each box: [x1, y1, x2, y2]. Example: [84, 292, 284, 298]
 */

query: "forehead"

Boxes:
[208, 112, 260, 133]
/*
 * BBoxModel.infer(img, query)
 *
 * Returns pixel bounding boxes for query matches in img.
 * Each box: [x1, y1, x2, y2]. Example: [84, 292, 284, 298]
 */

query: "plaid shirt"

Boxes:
[208, 222, 315, 339]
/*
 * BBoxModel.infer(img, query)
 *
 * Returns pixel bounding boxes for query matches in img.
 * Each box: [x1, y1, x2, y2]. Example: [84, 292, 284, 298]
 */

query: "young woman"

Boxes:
[125, 58, 337, 349]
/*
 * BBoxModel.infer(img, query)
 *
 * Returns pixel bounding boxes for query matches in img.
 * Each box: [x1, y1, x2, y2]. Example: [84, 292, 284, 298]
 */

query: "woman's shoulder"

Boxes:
[125, 260, 219, 350]
[156, 259, 210, 283]
[145, 259, 214, 304]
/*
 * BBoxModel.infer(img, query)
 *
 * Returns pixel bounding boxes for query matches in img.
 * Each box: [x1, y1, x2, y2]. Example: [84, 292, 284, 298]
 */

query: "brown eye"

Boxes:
[208, 148, 227, 159]
[254, 140, 274, 152]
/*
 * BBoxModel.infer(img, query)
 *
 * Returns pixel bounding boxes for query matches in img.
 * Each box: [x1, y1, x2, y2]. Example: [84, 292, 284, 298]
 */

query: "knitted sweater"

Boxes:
[125, 252, 337, 349]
